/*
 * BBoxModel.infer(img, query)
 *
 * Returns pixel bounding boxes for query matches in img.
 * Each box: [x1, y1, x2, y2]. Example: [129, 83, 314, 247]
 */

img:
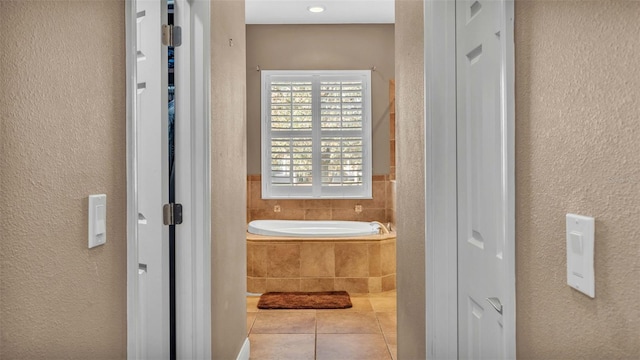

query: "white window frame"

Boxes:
[260, 70, 372, 199]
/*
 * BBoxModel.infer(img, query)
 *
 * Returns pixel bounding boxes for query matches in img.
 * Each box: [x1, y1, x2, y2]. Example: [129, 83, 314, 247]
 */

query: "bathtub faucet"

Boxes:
[371, 221, 390, 235]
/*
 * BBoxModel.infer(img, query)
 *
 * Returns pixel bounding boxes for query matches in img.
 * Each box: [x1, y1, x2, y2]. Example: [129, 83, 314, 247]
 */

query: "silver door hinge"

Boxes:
[163, 203, 183, 225]
[162, 24, 182, 47]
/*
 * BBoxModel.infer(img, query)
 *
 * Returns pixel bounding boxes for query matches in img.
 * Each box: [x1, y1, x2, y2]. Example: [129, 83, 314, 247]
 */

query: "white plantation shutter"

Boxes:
[270, 137, 313, 186]
[261, 70, 372, 199]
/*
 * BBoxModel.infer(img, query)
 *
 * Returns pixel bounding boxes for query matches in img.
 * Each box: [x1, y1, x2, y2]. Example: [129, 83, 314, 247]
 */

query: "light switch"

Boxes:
[569, 232, 583, 255]
[89, 194, 107, 248]
[566, 214, 594, 298]
[95, 205, 106, 234]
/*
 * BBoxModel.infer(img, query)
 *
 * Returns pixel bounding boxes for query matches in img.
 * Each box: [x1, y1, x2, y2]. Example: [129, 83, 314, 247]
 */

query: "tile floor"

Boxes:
[247, 291, 397, 360]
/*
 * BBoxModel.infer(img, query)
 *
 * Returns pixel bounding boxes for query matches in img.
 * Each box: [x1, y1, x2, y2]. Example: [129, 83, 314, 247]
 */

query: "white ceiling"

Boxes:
[245, 0, 395, 24]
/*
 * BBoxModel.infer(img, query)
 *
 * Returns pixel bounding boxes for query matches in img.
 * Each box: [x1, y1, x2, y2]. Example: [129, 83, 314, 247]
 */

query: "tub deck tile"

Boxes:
[247, 229, 396, 295]
[267, 244, 301, 278]
[300, 243, 335, 277]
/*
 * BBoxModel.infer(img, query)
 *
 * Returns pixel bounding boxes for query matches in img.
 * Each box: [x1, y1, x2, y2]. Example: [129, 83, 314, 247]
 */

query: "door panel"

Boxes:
[135, 0, 169, 358]
[457, 0, 507, 358]
[467, 297, 484, 356]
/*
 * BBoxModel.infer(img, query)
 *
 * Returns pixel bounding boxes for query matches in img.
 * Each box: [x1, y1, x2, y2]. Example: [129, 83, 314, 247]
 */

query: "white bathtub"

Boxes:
[247, 220, 396, 293]
[247, 219, 382, 237]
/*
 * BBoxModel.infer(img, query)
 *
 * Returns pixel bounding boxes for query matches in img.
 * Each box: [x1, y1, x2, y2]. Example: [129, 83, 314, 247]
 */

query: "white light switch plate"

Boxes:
[89, 194, 107, 248]
[566, 213, 594, 298]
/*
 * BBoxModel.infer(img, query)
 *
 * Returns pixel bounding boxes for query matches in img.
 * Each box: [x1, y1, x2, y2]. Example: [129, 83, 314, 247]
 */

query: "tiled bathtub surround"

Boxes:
[388, 179, 396, 226]
[247, 174, 395, 224]
[389, 80, 396, 181]
[247, 234, 397, 294]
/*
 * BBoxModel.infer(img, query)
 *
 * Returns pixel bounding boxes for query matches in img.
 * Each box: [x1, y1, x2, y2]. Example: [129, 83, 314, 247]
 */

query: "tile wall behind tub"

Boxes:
[388, 179, 396, 226]
[247, 175, 395, 224]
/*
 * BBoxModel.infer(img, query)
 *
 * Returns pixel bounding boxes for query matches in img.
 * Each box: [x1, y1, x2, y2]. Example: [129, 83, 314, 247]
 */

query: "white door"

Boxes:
[128, 0, 211, 357]
[456, 0, 514, 358]
[134, 0, 170, 358]
[170, 0, 213, 356]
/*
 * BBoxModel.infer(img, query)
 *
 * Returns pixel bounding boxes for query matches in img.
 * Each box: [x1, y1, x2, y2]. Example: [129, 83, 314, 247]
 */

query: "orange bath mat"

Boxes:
[257, 291, 353, 310]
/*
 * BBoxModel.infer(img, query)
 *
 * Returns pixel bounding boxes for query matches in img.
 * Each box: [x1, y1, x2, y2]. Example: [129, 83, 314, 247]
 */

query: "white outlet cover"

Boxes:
[566, 213, 595, 298]
[89, 194, 107, 248]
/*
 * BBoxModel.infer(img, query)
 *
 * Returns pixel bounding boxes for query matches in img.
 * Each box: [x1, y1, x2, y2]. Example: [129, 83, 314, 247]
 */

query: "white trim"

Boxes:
[125, 0, 140, 357]
[501, 1, 517, 357]
[174, 0, 212, 357]
[423, 0, 458, 358]
[236, 338, 251, 360]
[126, 0, 211, 357]
[128, 1, 170, 357]
[424, 0, 516, 358]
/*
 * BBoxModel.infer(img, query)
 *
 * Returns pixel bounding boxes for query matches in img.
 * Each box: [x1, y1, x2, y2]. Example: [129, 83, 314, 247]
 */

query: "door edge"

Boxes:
[173, 0, 213, 357]
[423, 0, 516, 358]
[424, 0, 458, 358]
[125, 0, 140, 357]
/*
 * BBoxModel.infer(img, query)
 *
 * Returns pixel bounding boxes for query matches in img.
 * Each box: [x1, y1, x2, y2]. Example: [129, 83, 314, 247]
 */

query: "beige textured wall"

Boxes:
[246, 24, 395, 175]
[210, 0, 248, 358]
[0, 1, 127, 358]
[394, 0, 426, 359]
[515, 0, 640, 357]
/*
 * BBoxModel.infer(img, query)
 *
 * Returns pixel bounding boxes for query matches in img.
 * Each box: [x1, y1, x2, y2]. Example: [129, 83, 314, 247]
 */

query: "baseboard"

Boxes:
[236, 338, 250, 360]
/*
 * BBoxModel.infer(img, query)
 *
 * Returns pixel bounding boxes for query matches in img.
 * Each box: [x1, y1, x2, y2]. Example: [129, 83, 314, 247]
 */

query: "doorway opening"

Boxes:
[125, 0, 516, 358]
[243, 11, 397, 359]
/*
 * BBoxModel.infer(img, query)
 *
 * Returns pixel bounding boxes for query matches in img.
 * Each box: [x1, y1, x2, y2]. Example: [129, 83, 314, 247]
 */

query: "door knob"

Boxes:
[486, 297, 503, 315]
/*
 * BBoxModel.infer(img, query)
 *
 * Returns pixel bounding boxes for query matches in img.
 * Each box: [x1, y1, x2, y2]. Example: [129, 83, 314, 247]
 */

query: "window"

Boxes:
[261, 70, 372, 199]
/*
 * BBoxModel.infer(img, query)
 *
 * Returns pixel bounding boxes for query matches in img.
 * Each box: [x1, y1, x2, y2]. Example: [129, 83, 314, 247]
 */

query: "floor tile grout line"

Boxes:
[246, 294, 396, 359]
[248, 313, 256, 336]
[314, 310, 318, 360]
[374, 310, 395, 360]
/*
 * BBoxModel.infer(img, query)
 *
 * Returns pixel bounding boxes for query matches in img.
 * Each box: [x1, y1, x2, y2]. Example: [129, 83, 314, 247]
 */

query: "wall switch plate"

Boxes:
[566, 213, 595, 298]
[89, 194, 107, 248]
